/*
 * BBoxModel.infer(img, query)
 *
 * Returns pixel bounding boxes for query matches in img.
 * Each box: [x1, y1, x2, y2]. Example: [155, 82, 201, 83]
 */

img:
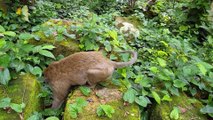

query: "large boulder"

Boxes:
[30, 19, 80, 57]
[150, 93, 207, 120]
[0, 73, 42, 120]
[63, 86, 140, 120]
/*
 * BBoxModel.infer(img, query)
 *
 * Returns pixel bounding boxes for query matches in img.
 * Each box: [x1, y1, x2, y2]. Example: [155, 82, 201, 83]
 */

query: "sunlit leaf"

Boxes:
[0, 97, 11, 108]
[157, 57, 167, 67]
[162, 94, 172, 101]
[3, 31, 16, 37]
[0, 25, 5, 32]
[97, 105, 115, 118]
[135, 96, 150, 107]
[0, 68, 11, 85]
[22, 5, 29, 22]
[79, 86, 91, 96]
[170, 107, 179, 120]
[151, 91, 161, 104]
[123, 88, 137, 103]
[19, 33, 33, 40]
[38, 50, 55, 59]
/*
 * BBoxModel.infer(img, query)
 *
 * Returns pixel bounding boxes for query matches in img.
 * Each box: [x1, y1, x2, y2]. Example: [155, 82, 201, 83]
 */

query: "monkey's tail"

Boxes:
[112, 50, 137, 68]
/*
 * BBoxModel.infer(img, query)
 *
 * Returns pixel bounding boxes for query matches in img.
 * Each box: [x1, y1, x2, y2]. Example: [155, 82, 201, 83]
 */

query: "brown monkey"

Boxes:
[44, 51, 137, 108]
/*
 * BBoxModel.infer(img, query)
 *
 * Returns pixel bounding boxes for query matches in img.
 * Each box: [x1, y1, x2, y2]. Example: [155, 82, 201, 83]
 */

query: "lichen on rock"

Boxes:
[0, 73, 42, 120]
[150, 93, 207, 120]
[63, 86, 140, 120]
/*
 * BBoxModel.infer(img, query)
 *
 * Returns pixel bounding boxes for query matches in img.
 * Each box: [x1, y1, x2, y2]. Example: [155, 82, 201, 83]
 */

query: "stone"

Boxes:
[150, 93, 207, 120]
[30, 19, 80, 57]
[63, 85, 140, 120]
[0, 73, 42, 120]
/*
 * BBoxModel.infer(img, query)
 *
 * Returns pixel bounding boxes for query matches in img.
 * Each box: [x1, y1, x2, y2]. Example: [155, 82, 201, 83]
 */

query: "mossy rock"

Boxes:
[0, 73, 42, 120]
[30, 19, 80, 57]
[150, 93, 207, 120]
[63, 86, 140, 120]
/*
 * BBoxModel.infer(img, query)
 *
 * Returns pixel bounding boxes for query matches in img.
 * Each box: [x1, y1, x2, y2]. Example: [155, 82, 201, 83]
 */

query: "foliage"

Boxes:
[170, 107, 180, 120]
[79, 86, 91, 96]
[96, 104, 115, 118]
[68, 97, 88, 118]
[0, 97, 25, 113]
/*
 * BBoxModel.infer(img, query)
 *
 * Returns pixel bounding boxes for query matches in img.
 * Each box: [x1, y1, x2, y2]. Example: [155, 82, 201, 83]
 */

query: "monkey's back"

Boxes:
[44, 51, 111, 85]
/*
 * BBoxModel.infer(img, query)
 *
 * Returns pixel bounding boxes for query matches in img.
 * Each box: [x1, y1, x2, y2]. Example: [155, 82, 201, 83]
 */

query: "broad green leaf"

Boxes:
[197, 63, 207, 75]
[10, 103, 25, 113]
[97, 105, 115, 118]
[22, 5, 29, 22]
[173, 80, 186, 88]
[27, 112, 42, 120]
[108, 30, 118, 40]
[75, 97, 88, 108]
[0, 97, 11, 108]
[170, 107, 179, 120]
[157, 57, 167, 67]
[55, 34, 65, 41]
[104, 41, 111, 51]
[200, 105, 213, 114]
[123, 88, 137, 103]
[0, 39, 6, 48]
[41, 45, 55, 50]
[19, 33, 33, 40]
[135, 96, 150, 107]
[162, 94, 172, 101]
[0, 68, 11, 85]
[10, 60, 25, 72]
[3, 31, 16, 37]
[69, 104, 78, 118]
[0, 54, 10, 67]
[38, 50, 55, 59]
[151, 91, 161, 104]
[31, 66, 42, 77]
[79, 86, 91, 96]
[45, 116, 59, 120]
[0, 25, 5, 32]
[149, 66, 159, 73]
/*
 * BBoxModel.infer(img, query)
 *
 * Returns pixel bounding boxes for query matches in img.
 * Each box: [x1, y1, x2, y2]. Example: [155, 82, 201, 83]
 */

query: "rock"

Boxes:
[115, 17, 140, 40]
[63, 86, 140, 120]
[150, 93, 207, 120]
[0, 73, 42, 120]
[30, 19, 80, 57]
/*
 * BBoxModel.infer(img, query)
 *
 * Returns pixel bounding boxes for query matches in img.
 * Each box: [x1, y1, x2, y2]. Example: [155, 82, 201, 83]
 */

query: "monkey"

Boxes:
[44, 50, 137, 109]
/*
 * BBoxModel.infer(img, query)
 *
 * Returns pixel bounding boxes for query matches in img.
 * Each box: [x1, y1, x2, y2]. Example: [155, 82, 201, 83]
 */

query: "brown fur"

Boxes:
[44, 51, 137, 108]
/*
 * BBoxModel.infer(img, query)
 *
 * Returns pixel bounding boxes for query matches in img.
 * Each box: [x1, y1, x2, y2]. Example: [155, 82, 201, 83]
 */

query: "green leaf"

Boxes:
[157, 57, 167, 67]
[0, 97, 11, 108]
[27, 112, 43, 120]
[41, 45, 55, 50]
[19, 33, 33, 40]
[10, 60, 25, 72]
[0, 25, 5, 32]
[3, 31, 16, 37]
[0, 54, 10, 68]
[97, 105, 115, 118]
[135, 96, 150, 107]
[151, 91, 161, 104]
[79, 86, 91, 96]
[150, 66, 159, 73]
[45, 116, 59, 120]
[108, 30, 118, 41]
[0, 39, 6, 48]
[197, 63, 207, 75]
[162, 94, 172, 101]
[104, 41, 111, 52]
[173, 80, 186, 88]
[170, 107, 179, 120]
[123, 88, 137, 103]
[22, 5, 29, 22]
[10, 103, 25, 113]
[31, 66, 42, 77]
[38, 50, 55, 59]
[0, 68, 11, 85]
[75, 97, 88, 108]
[200, 105, 213, 114]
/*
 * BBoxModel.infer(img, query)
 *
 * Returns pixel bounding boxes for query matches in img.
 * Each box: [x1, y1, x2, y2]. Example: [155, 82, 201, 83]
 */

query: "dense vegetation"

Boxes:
[0, 0, 212, 119]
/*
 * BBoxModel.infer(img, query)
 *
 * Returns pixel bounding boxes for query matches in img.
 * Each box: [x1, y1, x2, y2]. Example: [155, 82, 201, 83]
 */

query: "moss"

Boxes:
[150, 93, 207, 120]
[30, 19, 80, 57]
[63, 86, 140, 120]
[0, 73, 42, 120]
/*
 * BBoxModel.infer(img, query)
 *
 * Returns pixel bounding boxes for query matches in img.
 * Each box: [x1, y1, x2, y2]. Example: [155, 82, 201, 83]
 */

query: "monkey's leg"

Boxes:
[87, 67, 114, 86]
[51, 83, 70, 109]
